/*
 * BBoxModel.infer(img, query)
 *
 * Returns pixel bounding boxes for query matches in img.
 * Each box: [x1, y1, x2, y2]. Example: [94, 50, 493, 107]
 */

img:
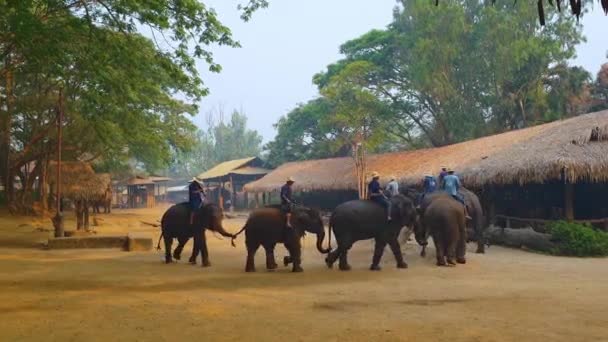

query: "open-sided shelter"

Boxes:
[196, 157, 270, 210]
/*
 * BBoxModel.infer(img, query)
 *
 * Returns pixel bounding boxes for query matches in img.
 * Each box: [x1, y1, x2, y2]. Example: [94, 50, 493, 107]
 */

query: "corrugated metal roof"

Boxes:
[196, 157, 261, 181]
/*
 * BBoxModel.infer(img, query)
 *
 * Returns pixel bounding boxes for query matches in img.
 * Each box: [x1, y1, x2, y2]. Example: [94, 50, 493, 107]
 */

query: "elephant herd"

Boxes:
[158, 189, 486, 272]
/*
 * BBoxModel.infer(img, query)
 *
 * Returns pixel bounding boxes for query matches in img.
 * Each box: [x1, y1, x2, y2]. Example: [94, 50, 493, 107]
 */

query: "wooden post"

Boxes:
[564, 183, 574, 221]
[263, 192, 267, 205]
[219, 182, 224, 210]
[229, 175, 235, 213]
[52, 89, 64, 238]
[244, 191, 249, 210]
[255, 192, 260, 208]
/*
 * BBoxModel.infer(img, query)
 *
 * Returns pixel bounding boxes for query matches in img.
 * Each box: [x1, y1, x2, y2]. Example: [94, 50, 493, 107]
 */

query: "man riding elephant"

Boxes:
[440, 169, 471, 220]
[368, 171, 391, 222]
[280, 177, 295, 228]
[188, 177, 206, 226]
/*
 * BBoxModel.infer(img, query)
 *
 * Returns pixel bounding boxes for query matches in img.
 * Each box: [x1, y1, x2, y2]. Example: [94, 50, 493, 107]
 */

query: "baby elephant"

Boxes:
[416, 196, 467, 266]
[231, 206, 329, 272]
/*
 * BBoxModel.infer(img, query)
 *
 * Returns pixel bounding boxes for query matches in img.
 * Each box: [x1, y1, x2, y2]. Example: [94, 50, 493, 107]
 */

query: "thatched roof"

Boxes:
[196, 157, 269, 182]
[48, 162, 111, 199]
[462, 110, 608, 186]
[244, 110, 608, 192]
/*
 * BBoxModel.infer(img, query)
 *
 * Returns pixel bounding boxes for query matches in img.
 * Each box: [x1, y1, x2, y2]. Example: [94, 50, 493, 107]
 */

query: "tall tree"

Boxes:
[169, 110, 263, 178]
[0, 1, 268, 211]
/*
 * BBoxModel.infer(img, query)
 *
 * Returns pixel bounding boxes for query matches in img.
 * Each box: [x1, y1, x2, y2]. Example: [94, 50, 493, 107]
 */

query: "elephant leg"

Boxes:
[457, 224, 467, 264]
[164, 235, 173, 264]
[264, 244, 278, 270]
[173, 237, 188, 260]
[286, 241, 303, 273]
[201, 232, 211, 267]
[475, 224, 485, 254]
[446, 235, 458, 266]
[325, 245, 340, 269]
[433, 235, 446, 266]
[388, 238, 408, 269]
[189, 233, 201, 265]
[370, 238, 388, 271]
[335, 236, 353, 271]
[245, 242, 260, 272]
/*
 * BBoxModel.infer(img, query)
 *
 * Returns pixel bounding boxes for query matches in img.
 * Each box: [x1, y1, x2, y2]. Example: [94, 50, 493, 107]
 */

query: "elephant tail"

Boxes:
[156, 232, 163, 251]
[231, 224, 247, 248]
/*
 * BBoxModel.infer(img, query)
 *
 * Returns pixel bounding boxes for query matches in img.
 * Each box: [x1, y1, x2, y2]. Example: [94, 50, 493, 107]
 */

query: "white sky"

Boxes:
[194, 0, 608, 142]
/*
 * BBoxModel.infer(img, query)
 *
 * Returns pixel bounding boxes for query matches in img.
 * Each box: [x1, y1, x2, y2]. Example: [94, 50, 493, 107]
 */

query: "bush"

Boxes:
[548, 221, 608, 257]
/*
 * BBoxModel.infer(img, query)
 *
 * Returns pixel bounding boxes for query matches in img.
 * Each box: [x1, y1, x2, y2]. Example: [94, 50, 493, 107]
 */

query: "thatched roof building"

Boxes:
[462, 111, 608, 187]
[245, 110, 608, 193]
[48, 161, 111, 200]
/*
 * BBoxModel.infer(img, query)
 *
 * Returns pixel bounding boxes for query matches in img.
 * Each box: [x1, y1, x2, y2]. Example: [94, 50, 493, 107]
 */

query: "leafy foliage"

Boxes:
[266, 0, 592, 164]
[169, 110, 263, 178]
[549, 221, 608, 257]
[0, 1, 266, 211]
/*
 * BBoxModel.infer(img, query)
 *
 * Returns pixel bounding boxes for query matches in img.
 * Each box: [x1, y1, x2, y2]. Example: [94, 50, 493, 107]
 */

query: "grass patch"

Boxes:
[548, 221, 608, 257]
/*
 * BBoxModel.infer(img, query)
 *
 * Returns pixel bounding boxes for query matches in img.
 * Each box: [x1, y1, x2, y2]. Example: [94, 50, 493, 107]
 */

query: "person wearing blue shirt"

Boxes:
[280, 177, 295, 228]
[441, 169, 471, 220]
[368, 171, 391, 222]
[188, 178, 205, 226]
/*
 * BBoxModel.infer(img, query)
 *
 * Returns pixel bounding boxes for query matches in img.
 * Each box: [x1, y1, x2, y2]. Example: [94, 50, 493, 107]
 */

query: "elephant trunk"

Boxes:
[315, 231, 330, 254]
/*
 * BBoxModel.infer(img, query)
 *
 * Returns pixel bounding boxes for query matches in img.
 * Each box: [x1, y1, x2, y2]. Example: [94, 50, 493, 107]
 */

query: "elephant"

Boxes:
[325, 194, 419, 271]
[414, 195, 467, 266]
[405, 187, 486, 254]
[158, 202, 233, 266]
[231, 206, 329, 273]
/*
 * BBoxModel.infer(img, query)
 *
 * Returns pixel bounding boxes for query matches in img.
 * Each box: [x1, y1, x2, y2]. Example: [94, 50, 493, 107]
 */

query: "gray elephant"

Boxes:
[325, 194, 419, 271]
[408, 187, 486, 254]
[231, 206, 329, 272]
[414, 195, 467, 266]
[158, 202, 233, 266]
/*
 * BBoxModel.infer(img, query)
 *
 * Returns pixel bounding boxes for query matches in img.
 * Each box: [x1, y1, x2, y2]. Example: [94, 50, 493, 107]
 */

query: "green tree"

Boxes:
[169, 110, 263, 178]
[0, 1, 267, 210]
[590, 63, 608, 112]
[315, 0, 584, 146]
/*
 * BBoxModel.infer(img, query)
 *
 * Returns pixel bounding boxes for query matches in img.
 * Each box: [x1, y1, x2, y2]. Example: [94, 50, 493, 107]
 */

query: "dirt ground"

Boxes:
[0, 206, 607, 342]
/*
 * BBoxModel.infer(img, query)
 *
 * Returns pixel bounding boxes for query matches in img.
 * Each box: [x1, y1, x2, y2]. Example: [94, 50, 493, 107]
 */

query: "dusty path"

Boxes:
[0, 207, 607, 341]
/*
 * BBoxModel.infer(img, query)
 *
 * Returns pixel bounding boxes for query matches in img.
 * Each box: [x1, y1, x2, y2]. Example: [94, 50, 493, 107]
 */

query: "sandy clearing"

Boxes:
[0, 207, 607, 342]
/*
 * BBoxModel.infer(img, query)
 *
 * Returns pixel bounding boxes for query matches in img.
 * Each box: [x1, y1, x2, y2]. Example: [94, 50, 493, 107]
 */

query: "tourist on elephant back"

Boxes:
[441, 169, 471, 220]
[281, 177, 295, 228]
[438, 167, 448, 185]
[368, 171, 391, 222]
[418, 174, 438, 205]
[385, 175, 399, 197]
[188, 178, 205, 225]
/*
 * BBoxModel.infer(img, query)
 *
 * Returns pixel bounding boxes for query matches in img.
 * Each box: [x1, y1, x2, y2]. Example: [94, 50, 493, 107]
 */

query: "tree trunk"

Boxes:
[485, 226, 556, 253]
[40, 158, 48, 215]
[84, 200, 90, 231]
[2, 57, 14, 209]
[76, 200, 83, 231]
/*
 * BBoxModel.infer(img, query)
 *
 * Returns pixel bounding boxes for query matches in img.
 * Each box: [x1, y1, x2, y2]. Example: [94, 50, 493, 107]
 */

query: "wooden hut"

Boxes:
[196, 157, 270, 210]
[246, 110, 608, 222]
[124, 176, 171, 209]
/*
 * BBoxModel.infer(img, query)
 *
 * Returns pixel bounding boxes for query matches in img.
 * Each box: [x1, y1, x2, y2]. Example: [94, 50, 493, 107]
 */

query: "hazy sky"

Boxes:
[195, 1, 607, 142]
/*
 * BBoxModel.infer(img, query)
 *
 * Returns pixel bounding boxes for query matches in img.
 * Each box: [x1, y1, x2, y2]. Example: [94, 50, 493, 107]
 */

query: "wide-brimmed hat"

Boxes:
[190, 177, 203, 185]
[286, 177, 295, 183]
[389, 175, 396, 181]
[371, 171, 380, 178]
